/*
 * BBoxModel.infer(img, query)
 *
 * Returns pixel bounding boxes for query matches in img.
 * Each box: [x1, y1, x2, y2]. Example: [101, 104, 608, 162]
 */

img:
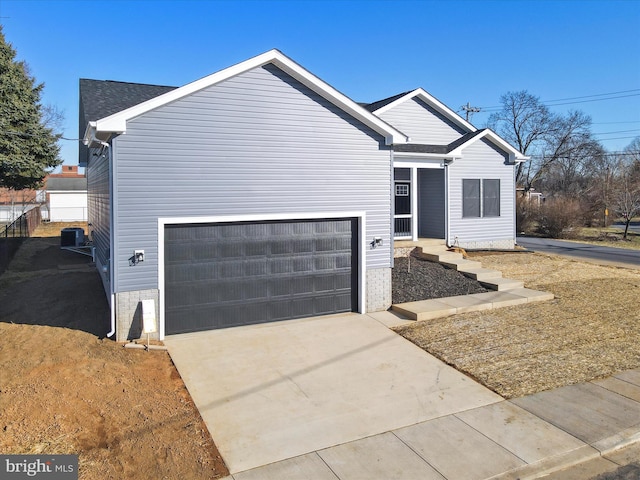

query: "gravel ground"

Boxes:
[392, 255, 487, 304]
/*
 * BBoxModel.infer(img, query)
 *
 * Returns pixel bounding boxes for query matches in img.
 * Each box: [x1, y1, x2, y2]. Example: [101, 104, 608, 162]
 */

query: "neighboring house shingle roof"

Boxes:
[46, 177, 87, 191]
[79, 79, 177, 165]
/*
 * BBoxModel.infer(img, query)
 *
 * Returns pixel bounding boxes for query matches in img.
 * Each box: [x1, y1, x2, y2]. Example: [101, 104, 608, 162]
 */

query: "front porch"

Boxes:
[394, 165, 446, 242]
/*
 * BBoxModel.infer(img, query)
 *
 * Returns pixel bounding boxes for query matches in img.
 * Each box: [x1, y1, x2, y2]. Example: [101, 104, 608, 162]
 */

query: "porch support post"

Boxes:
[411, 166, 418, 241]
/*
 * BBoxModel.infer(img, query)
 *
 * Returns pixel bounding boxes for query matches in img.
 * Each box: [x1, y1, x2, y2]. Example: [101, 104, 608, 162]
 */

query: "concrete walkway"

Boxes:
[391, 288, 554, 321]
[165, 313, 640, 480]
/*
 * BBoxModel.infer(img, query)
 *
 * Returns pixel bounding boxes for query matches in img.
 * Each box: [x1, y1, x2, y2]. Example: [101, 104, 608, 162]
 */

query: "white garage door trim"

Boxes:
[157, 211, 367, 340]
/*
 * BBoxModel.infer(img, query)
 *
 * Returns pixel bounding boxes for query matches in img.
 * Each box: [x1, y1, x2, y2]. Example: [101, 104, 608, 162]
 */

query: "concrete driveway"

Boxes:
[164, 313, 502, 474]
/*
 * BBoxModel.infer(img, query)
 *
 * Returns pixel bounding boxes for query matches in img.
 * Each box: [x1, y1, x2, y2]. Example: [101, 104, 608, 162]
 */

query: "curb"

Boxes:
[488, 430, 640, 480]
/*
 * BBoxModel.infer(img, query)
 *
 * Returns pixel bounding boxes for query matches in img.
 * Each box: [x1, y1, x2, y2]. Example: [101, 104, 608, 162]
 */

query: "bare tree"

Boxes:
[487, 91, 554, 187]
[613, 166, 640, 239]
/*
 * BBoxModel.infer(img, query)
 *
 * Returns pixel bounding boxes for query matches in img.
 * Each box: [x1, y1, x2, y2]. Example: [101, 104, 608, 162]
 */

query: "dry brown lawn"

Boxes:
[395, 251, 640, 399]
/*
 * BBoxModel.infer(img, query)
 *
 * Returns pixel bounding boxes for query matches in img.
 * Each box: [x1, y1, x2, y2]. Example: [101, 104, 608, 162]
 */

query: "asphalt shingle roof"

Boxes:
[361, 90, 415, 113]
[46, 177, 87, 191]
[79, 79, 177, 165]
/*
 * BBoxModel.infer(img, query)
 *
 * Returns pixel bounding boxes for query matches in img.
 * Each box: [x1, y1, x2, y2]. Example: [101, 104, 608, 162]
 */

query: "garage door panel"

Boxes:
[165, 218, 358, 334]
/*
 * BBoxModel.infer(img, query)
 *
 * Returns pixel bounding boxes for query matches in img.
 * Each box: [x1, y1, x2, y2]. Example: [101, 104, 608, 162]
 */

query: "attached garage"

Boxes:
[162, 217, 360, 335]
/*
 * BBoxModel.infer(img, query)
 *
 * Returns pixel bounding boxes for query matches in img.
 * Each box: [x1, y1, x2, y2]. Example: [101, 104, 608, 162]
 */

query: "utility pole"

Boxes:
[461, 102, 481, 122]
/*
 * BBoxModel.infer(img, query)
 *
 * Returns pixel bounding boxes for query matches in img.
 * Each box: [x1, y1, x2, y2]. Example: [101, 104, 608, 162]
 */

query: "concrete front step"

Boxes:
[417, 250, 463, 263]
[391, 288, 554, 321]
[459, 267, 503, 281]
[440, 259, 484, 271]
[479, 277, 525, 291]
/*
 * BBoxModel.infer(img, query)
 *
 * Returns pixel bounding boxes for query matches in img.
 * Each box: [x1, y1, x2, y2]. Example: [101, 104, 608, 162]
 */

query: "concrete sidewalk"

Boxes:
[165, 312, 640, 480]
[224, 365, 640, 480]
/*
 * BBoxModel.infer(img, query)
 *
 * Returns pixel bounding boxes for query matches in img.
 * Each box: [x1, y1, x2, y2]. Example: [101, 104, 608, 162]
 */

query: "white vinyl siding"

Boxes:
[449, 138, 514, 248]
[111, 64, 392, 292]
[86, 147, 111, 295]
[379, 98, 468, 144]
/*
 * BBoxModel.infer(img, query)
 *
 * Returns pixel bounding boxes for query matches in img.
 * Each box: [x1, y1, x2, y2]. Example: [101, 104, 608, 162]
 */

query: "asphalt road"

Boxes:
[516, 236, 640, 268]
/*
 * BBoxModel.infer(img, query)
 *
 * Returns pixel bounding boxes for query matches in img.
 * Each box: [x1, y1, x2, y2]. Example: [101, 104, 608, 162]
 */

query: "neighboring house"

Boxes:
[80, 49, 526, 341]
[44, 166, 88, 222]
[0, 188, 40, 224]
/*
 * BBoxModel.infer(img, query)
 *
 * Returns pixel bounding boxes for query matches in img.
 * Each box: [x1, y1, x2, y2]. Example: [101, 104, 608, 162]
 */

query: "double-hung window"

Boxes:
[462, 179, 500, 218]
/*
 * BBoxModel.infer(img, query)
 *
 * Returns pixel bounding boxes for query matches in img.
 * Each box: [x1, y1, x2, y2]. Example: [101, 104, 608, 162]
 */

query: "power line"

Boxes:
[480, 89, 640, 112]
[592, 135, 640, 141]
[592, 129, 640, 135]
[539, 89, 640, 103]
[0, 130, 81, 141]
[593, 120, 640, 125]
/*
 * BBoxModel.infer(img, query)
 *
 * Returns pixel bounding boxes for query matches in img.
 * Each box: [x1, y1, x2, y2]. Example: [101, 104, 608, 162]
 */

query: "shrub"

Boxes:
[516, 195, 538, 234]
[536, 198, 582, 238]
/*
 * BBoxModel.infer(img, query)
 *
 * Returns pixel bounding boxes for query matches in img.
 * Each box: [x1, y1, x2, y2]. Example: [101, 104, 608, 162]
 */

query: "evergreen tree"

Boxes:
[0, 26, 61, 190]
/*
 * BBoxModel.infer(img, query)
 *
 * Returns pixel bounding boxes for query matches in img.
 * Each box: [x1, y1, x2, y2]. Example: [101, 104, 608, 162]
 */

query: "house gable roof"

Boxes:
[369, 88, 477, 134]
[79, 79, 177, 134]
[448, 128, 528, 163]
[79, 79, 177, 165]
[392, 129, 528, 163]
[368, 89, 528, 162]
[362, 91, 414, 113]
[84, 49, 408, 147]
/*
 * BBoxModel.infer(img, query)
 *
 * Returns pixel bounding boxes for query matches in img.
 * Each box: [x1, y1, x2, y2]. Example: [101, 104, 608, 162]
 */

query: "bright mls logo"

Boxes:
[1, 455, 78, 479]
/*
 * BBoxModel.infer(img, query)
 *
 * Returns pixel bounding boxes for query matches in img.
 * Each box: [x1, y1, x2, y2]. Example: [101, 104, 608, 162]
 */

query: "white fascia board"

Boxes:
[449, 128, 527, 162]
[373, 88, 477, 133]
[93, 49, 407, 145]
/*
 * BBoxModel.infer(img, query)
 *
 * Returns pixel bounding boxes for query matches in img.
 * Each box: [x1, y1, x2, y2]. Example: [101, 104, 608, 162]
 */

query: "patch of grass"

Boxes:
[565, 226, 640, 250]
[34, 221, 88, 238]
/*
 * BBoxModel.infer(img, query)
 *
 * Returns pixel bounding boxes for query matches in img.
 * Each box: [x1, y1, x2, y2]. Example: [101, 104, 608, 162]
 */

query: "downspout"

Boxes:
[85, 127, 117, 339]
[445, 161, 451, 247]
[107, 293, 116, 338]
[103, 142, 117, 339]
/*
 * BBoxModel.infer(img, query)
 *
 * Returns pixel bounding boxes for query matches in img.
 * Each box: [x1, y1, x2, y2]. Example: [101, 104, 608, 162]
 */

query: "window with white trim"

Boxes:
[462, 179, 500, 218]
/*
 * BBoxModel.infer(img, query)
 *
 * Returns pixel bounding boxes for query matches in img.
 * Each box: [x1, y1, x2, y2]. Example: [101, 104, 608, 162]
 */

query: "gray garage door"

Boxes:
[164, 218, 358, 334]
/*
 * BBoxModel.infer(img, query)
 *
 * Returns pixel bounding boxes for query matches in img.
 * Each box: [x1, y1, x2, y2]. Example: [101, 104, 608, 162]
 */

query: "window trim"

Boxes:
[482, 179, 500, 217]
[462, 178, 500, 218]
[462, 179, 481, 218]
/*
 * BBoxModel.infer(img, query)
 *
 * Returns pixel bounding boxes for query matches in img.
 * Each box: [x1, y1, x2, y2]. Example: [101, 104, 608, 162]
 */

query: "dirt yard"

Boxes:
[396, 251, 640, 398]
[0, 223, 228, 479]
[3, 225, 640, 477]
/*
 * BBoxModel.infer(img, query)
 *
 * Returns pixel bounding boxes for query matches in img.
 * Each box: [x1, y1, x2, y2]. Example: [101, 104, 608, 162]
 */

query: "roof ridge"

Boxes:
[362, 90, 416, 112]
[80, 78, 178, 89]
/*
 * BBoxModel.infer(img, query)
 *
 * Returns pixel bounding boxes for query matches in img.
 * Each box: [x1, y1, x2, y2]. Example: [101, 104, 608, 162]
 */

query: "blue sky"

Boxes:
[2, 0, 639, 166]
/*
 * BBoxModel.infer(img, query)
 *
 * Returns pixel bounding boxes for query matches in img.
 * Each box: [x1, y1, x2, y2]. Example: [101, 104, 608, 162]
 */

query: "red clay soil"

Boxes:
[0, 228, 229, 479]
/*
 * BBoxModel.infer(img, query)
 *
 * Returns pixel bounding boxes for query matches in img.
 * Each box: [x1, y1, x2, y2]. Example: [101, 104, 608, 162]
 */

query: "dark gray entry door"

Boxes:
[164, 218, 358, 334]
